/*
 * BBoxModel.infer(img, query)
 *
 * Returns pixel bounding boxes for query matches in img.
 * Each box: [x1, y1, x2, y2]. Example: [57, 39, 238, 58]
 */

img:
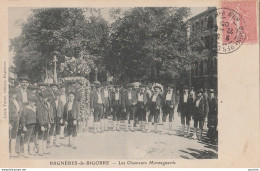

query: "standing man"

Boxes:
[21, 95, 38, 157]
[36, 91, 52, 156]
[147, 85, 163, 133]
[59, 84, 67, 138]
[178, 85, 193, 137]
[123, 83, 137, 131]
[52, 90, 64, 147]
[15, 75, 31, 155]
[192, 89, 207, 141]
[63, 91, 80, 148]
[101, 82, 111, 131]
[207, 89, 218, 143]
[111, 85, 123, 131]
[90, 83, 105, 133]
[136, 84, 149, 132]
[9, 88, 20, 157]
[162, 84, 178, 135]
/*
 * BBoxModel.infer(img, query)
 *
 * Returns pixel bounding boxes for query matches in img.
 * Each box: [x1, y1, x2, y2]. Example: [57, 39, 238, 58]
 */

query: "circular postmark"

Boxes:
[210, 8, 246, 54]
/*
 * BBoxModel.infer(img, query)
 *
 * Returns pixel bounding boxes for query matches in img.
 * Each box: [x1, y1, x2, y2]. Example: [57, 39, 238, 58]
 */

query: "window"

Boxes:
[207, 16, 213, 30]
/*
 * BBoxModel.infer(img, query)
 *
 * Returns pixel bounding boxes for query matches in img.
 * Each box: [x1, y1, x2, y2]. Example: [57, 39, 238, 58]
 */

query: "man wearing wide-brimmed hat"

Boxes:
[147, 84, 163, 133]
[122, 83, 138, 131]
[9, 87, 20, 157]
[162, 84, 178, 134]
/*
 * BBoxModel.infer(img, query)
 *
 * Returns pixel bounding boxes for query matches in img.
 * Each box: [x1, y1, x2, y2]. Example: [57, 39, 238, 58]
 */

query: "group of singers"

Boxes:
[9, 75, 218, 158]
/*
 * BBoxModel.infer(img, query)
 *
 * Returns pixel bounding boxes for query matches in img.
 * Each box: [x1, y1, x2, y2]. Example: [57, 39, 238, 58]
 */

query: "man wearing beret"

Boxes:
[15, 75, 31, 155]
[9, 87, 20, 157]
[21, 95, 38, 157]
[90, 83, 105, 133]
[110, 85, 124, 131]
[207, 89, 218, 143]
[63, 91, 80, 148]
[51, 90, 64, 147]
[192, 89, 208, 141]
[136, 84, 149, 132]
[162, 84, 178, 134]
[36, 91, 53, 155]
[101, 82, 111, 131]
[122, 83, 138, 131]
[178, 85, 194, 137]
[147, 85, 163, 133]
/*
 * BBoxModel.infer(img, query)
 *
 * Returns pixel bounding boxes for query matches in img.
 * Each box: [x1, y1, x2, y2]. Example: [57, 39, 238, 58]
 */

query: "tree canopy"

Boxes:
[10, 7, 204, 83]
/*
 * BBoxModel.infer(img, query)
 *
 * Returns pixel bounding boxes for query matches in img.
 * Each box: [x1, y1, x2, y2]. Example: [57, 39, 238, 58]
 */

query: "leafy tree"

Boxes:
[10, 8, 109, 82]
[106, 7, 203, 83]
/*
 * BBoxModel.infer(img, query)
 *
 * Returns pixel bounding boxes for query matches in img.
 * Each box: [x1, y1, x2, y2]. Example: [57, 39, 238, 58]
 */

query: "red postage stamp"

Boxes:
[222, 1, 258, 44]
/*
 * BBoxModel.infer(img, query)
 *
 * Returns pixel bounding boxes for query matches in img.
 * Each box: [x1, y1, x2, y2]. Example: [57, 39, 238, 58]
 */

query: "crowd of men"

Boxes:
[9, 75, 218, 158]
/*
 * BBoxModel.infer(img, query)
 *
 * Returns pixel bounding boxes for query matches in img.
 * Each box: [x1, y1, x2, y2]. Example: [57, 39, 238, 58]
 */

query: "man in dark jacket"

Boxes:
[178, 85, 194, 137]
[192, 89, 208, 141]
[110, 85, 124, 131]
[90, 83, 105, 133]
[148, 85, 163, 133]
[122, 83, 137, 131]
[207, 89, 218, 143]
[63, 91, 80, 148]
[162, 84, 178, 134]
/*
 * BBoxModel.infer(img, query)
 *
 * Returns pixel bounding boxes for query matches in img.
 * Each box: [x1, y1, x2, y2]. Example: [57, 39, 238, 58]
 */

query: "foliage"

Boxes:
[10, 8, 109, 82]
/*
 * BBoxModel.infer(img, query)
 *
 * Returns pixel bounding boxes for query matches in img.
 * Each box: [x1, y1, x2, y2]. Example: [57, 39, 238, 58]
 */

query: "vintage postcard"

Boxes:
[0, 0, 259, 168]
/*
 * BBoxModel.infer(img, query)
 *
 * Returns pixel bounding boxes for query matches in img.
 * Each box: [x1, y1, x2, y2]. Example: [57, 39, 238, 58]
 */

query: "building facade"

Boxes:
[182, 7, 218, 92]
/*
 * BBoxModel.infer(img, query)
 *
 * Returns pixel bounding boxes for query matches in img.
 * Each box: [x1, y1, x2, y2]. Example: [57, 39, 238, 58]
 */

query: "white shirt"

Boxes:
[183, 93, 188, 103]
[97, 92, 103, 104]
[128, 91, 132, 100]
[60, 94, 67, 106]
[115, 92, 119, 100]
[196, 98, 201, 107]
[166, 91, 172, 101]
[104, 89, 108, 98]
[152, 94, 158, 102]
[20, 88, 28, 103]
[68, 101, 73, 110]
[55, 100, 59, 108]
[12, 99, 20, 113]
[138, 93, 144, 102]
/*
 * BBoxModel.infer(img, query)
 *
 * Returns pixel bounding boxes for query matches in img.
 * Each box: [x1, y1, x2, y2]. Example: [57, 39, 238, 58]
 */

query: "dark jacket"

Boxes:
[149, 93, 163, 108]
[101, 88, 111, 106]
[178, 93, 194, 114]
[9, 99, 20, 124]
[90, 91, 105, 108]
[111, 91, 124, 107]
[63, 100, 80, 121]
[21, 105, 37, 126]
[52, 99, 64, 118]
[36, 102, 53, 126]
[194, 97, 207, 119]
[123, 90, 138, 108]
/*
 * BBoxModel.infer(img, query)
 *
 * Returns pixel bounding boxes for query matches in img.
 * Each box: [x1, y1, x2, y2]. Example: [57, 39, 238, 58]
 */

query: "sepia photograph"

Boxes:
[8, 7, 218, 160]
[0, 0, 259, 168]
